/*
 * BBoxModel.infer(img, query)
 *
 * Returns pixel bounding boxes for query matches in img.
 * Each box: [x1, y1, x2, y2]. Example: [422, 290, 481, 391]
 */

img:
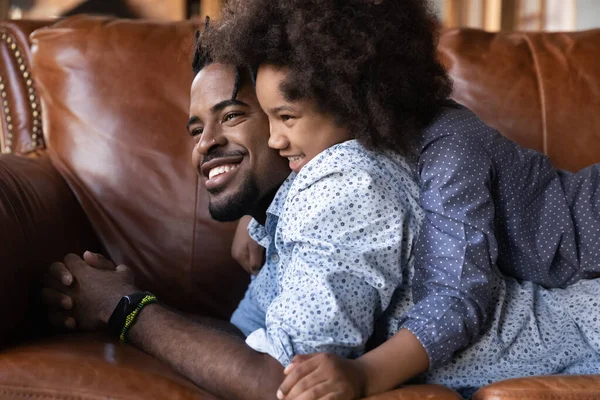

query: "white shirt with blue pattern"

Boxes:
[232, 139, 424, 366]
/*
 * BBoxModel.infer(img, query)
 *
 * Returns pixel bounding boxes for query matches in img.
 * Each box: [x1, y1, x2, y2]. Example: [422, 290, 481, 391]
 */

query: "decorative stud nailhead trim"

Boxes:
[0, 30, 44, 154]
[0, 74, 11, 153]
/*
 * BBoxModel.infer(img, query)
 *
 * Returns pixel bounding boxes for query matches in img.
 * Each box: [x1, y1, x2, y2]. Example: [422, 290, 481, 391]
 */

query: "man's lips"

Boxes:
[200, 155, 244, 192]
[200, 155, 244, 179]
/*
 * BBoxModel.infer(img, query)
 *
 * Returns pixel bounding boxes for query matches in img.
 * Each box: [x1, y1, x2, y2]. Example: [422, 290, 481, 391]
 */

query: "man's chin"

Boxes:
[206, 177, 259, 222]
[208, 200, 246, 222]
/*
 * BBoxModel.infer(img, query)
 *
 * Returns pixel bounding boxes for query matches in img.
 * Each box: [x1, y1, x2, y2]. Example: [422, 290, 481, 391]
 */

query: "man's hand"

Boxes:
[42, 261, 77, 329]
[232, 215, 265, 276]
[43, 252, 137, 331]
[277, 353, 366, 400]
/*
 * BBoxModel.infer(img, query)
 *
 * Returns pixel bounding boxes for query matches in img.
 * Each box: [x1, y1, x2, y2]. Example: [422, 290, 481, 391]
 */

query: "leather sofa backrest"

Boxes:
[29, 16, 249, 319]
[4, 21, 600, 171]
[439, 28, 600, 172]
[2, 17, 599, 318]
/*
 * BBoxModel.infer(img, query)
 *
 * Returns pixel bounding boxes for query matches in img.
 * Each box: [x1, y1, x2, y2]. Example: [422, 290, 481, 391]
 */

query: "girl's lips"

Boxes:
[283, 154, 306, 172]
[288, 158, 306, 172]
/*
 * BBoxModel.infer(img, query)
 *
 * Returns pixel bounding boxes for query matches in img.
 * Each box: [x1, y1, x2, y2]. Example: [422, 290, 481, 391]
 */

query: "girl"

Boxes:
[207, 0, 600, 398]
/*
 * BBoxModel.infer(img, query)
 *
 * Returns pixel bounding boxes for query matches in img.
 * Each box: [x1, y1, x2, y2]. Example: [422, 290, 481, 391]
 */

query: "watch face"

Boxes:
[109, 292, 153, 335]
[123, 295, 134, 307]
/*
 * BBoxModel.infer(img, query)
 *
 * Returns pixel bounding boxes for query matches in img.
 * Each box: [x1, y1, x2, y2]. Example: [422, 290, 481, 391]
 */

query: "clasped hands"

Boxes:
[42, 251, 137, 331]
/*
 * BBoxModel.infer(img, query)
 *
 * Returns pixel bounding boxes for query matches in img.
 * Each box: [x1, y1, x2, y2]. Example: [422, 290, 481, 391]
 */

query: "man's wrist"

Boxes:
[100, 285, 139, 324]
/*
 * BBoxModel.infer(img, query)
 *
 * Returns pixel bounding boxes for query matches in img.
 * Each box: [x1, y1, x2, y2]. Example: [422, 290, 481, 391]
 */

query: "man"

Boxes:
[43, 24, 432, 397]
[43, 57, 292, 399]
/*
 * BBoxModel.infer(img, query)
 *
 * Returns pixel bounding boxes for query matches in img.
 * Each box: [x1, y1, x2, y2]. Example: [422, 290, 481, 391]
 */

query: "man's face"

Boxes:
[188, 63, 290, 221]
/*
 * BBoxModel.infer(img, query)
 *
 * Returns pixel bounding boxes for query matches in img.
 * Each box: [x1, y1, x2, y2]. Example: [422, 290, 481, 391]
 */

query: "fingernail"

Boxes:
[283, 363, 295, 374]
[61, 298, 72, 310]
[276, 389, 284, 400]
[61, 276, 72, 286]
[65, 317, 76, 329]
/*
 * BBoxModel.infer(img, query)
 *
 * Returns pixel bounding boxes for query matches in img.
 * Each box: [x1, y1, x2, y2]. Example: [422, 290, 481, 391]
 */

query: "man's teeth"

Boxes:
[208, 164, 239, 180]
[288, 156, 303, 162]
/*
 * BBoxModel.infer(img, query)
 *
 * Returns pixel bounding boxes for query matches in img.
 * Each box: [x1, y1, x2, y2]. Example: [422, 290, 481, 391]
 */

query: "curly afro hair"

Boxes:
[203, 0, 452, 156]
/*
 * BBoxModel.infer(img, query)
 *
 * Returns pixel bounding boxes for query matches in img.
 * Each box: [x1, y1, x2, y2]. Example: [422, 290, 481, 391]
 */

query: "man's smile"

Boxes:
[200, 155, 245, 191]
[208, 164, 239, 180]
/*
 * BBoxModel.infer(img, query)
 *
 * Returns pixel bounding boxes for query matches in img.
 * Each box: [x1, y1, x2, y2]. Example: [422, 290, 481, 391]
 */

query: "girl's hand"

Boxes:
[277, 353, 367, 400]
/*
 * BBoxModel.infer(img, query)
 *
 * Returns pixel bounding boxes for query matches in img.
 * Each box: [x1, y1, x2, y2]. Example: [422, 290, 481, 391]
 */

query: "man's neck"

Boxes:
[250, 185, 281, 225]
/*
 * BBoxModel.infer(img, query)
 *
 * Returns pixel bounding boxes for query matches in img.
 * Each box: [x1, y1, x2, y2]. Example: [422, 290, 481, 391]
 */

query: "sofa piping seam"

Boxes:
[522, 33, 548, 155]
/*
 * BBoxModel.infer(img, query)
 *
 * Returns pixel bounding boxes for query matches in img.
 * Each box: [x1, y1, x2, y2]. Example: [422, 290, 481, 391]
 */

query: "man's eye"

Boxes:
[191, 127, 204, 137]
[281, 115, 293, 122]
[223, 112, 242, 122]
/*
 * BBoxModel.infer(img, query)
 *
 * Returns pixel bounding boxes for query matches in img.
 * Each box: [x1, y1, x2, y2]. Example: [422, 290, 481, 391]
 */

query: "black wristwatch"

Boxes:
[107, 291, 154, 336]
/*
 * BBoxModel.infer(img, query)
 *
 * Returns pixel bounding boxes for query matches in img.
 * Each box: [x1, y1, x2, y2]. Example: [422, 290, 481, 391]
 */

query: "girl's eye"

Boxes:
[191, 127, 204, 137]
[224, 112, 242, 122]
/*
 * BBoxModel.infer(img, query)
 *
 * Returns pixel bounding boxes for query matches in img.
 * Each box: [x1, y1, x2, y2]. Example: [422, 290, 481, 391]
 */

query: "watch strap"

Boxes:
[108, 291, 153, 336]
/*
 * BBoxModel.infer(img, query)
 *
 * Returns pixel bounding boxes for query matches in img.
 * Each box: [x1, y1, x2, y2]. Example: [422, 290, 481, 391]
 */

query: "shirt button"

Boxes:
[270, 254, 280, 263]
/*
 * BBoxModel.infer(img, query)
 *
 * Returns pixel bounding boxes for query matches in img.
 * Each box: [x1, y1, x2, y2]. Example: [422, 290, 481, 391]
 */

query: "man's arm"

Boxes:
[45, 253, 284, 400]
[127, 304, 284, 400]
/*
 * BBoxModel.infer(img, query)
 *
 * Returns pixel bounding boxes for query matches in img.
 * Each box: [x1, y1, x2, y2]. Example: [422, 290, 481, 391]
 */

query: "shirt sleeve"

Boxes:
[399, 134, 504, 368]
[246, 168, 412, 366]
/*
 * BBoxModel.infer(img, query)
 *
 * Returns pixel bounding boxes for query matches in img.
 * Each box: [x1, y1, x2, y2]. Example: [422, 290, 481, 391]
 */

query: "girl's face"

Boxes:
[255, 64, 352, 173]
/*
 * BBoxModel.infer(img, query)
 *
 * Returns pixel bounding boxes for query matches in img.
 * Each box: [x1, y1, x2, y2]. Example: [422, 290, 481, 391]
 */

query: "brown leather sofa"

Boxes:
[0, 16, 599, 400]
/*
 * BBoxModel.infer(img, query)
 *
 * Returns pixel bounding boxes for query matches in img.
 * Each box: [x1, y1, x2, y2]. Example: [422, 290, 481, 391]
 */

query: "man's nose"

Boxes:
[268, 128, 289, 150]
[196, 124, 226, 155]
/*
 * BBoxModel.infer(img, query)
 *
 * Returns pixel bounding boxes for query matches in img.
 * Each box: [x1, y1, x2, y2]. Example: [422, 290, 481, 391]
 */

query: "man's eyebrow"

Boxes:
[211, 99, 250, 113]
[186, 99, 250, 130]
[186, 116, 201, 131]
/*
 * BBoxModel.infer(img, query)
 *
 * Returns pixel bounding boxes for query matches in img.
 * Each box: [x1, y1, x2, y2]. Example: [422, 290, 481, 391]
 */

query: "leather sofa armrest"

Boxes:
[473, 375, 600, 400]
[0, 153, 100, 344]
[0, 20, 53, 155]
[0, 333, 217, 399]
[363, 384, 463, 400]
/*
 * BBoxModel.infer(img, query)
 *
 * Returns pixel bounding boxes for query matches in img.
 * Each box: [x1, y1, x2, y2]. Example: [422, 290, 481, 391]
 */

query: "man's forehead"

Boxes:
[191, 63, 254, 109]
[192, 64, 233, 97]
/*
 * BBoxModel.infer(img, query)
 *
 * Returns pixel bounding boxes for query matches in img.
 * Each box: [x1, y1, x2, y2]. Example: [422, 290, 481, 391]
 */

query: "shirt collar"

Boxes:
[247, 172, 297, 247]
[266, 172, 297, 218]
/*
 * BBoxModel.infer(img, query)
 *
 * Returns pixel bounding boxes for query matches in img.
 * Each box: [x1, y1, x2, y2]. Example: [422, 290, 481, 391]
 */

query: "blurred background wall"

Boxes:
[0, 0, 222, 21]
[431, 0, 599, 31]
[0, 0, 597, 31]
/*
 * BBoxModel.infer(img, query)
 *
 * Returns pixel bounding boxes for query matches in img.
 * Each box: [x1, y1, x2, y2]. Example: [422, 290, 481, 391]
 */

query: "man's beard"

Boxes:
[207, 175, 260, 222]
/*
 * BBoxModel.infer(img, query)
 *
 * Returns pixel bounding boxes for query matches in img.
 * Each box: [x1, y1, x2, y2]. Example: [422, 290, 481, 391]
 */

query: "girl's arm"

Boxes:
[358, 328, 429, 395]
[278, 329, 429, 399]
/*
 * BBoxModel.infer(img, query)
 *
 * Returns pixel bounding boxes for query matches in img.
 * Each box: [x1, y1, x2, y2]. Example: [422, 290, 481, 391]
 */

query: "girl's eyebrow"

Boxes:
[269, 105, 296, 114]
